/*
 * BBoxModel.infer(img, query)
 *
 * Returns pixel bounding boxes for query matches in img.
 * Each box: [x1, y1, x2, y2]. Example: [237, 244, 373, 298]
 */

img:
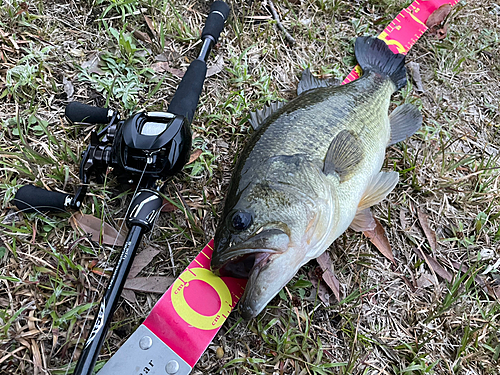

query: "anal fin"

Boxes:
[350, 208, 376, 232]
[323, 130, 363, 182]
[388, 103, 422, 146]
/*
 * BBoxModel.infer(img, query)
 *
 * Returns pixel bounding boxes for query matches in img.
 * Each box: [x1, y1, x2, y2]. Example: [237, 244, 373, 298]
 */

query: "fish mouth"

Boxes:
[216, 252, 272, 278]
[212, 228, 290, 279]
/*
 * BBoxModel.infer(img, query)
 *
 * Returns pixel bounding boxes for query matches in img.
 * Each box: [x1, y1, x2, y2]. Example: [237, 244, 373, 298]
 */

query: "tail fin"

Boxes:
[355, 36, 407, 91]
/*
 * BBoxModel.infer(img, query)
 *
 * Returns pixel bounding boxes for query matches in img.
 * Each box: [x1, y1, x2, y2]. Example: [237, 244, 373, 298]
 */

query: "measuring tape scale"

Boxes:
[97, 0, 460, 373]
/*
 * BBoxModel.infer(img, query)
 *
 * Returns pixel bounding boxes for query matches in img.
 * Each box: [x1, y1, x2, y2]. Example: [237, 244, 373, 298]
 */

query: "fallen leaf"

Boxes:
[124, 276, 174, 294]
[307, 268, 331, 305]
[316, 252, 341, 302]
[450, 261, 499, 299]
[416, 272, 438, 288]
[206, 55, 224, 77]
[417, 208, 437, 251]
[129, 27, 152, 44]
[70, 212, 126, 246]
[127, 246, 161, 279]
[414, 248, 452, 282]
[161, 199, 177, 212]
[187, 149, 202, 164]
[81, 52, 104, 75]
[426, 4, 451, 39]
[144, 15, 158, 39]
[363, 218, 396, 264]
[426, 4, 451, 28]
[407, 61, 425, 93]
[62, 76, 74, 99]
[151, 61, 185, 78]
[121, 289, 137, 304]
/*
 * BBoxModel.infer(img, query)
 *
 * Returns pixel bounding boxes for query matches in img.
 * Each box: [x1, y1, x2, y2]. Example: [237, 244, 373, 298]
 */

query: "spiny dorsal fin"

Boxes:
[297, 68, 340, 96]
[358, 171, 399, 211]
[248, 101, 286, 131]
[388, 103, 422, 146]
[350, 208, 376, 232]
[323, 130, 363, 182]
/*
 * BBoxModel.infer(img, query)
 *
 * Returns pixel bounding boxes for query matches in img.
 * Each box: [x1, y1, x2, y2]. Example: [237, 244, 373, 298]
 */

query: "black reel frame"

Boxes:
[11, 2, 230, 375]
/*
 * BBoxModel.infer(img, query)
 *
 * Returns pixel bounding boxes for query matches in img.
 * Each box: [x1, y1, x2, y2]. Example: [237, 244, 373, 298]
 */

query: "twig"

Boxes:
[267, 0, 296, 46]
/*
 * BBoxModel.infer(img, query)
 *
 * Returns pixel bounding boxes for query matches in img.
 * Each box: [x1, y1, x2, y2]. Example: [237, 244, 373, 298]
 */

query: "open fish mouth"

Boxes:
[216, 252, 273, 278]
[212, 228, 290, 278]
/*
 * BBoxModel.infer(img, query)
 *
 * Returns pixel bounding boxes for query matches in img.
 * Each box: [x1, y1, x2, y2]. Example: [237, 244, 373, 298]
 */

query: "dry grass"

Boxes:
[1, 0, 499, 374]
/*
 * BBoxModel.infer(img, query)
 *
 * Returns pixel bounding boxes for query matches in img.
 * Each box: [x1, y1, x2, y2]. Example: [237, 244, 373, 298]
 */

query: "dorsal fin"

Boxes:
[297, 68, 339, 96]
[323, 130, 363, 182]
[248, 101, 286, 131]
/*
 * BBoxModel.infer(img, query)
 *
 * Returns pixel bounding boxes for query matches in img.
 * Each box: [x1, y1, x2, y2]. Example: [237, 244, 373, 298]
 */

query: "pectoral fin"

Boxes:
[388, 103, 422, 146]
[323, 130, 363, 182]
[358, 171, 399, 210]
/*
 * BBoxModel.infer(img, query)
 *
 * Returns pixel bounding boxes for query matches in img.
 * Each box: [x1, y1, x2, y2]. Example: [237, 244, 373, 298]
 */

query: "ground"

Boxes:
[0, 0, 499, 374]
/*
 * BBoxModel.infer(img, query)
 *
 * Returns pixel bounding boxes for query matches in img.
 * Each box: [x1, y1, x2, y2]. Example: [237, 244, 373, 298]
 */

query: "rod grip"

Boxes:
[13, 185, 70, 213]
[202, 1, 230, 45]
[167, 59, 207, 124]
[65, 102, 110, 124]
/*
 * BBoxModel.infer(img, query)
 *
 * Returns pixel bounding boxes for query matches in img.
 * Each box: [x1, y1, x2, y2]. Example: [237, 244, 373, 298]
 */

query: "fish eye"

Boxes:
[231, 211, 253, 231]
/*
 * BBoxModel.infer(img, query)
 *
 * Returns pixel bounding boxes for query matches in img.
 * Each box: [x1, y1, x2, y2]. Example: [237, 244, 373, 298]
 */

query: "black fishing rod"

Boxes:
[12, 2, 230, 374]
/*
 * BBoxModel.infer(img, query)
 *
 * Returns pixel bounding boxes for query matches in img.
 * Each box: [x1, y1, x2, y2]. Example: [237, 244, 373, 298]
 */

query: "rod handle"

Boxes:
[202, 1, 230, 45]
[65, 102, 110, 124]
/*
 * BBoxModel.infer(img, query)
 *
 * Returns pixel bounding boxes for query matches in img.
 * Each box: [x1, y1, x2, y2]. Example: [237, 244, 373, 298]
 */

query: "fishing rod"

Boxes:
[12, 2, 230, 375]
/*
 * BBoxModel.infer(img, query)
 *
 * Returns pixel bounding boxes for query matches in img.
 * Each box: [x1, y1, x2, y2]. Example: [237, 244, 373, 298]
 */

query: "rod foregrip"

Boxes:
[13, 185, 70, 213]
[202, 1, 230, 45]
[167, 59, 207, 124]
[65, 102, 110, 124]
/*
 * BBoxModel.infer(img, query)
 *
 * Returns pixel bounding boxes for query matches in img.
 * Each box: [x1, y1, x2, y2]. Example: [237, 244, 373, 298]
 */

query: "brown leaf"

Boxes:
[131, 27, 152, 44]
[316, 252, 341, 302]
[81, 52, 104, 75]
[151, 61, 185, 78]
[206, 55, 224, 77]
[426, 4, 451, 39]
[124, 276, 174, 294]
[187, 149, 203, 164]
[161, 199, 177, 212]
[417, 208, 437, 251]
[308, 269, 332, 305]
[407, 61, 425, 93]
[70, 213, 126, 246]
[144, 15, 158, 38]
[121, 289, 137, 304]
[450, 261, 499, 299]
[363, 218, 396, 264]
[414, 248, 453, 282]
[127, 246, 161, 279]
[426, 4, 451, 28]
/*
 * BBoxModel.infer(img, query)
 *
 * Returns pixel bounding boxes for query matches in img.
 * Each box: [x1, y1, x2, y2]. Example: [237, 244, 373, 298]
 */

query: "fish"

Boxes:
[210, 36, 422, 319]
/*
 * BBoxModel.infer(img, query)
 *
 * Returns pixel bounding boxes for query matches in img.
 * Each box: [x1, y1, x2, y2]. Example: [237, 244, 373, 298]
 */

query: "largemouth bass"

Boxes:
[211, 36, 422, 319]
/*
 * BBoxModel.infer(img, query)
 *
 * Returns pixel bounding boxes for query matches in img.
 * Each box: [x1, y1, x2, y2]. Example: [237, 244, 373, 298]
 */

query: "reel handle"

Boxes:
[13, 185, 72, 213]
[65, 101, 111, 124]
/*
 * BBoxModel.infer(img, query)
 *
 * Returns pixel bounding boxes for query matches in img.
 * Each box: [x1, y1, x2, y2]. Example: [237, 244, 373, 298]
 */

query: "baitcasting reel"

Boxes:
[11, 2, 230, 375]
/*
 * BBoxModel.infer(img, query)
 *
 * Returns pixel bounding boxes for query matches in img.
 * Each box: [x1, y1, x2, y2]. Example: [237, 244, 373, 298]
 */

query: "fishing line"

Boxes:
[64, 162, 149, 375]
